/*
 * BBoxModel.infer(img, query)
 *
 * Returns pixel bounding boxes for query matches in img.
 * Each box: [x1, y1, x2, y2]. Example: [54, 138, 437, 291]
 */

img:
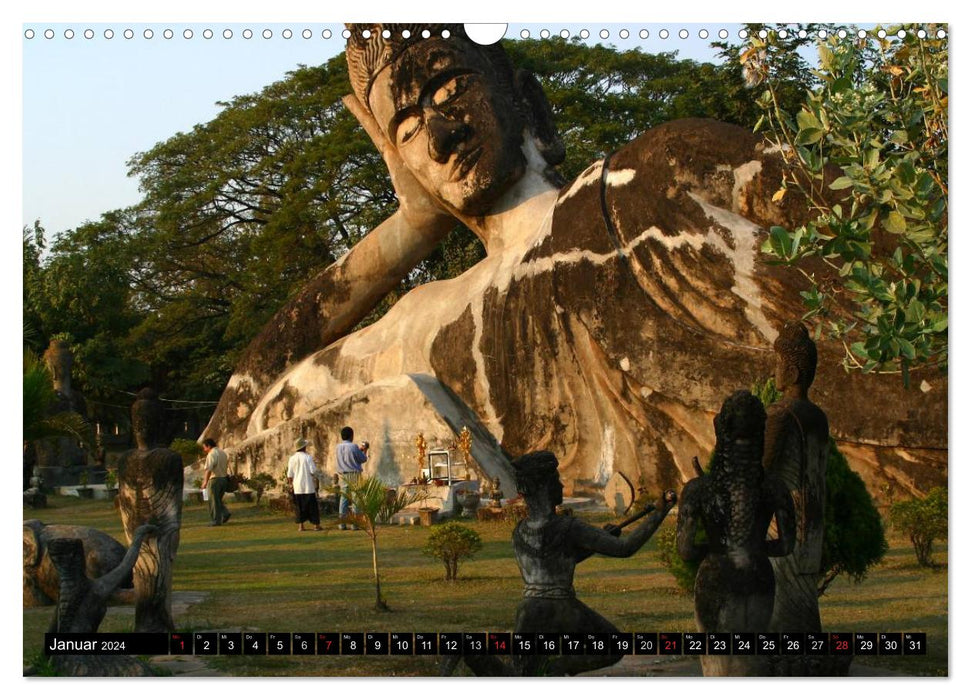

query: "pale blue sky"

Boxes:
[22, 22, 749, 237]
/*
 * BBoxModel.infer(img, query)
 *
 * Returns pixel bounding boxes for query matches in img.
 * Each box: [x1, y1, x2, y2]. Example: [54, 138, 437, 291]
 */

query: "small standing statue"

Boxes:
[677, 391, 795, 676]
[415, 432, 427, 480]
[116, 388, 183, 633]
[764, 323, 831, 673]
[458, 426, 474, 481]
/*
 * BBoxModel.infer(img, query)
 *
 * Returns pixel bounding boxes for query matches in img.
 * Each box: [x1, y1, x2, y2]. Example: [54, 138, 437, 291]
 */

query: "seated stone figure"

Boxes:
[510, 451, 676, 676]
[202, 24, 943, 501]
[116, 389, 183, 633]
[677, 390, 795, 676]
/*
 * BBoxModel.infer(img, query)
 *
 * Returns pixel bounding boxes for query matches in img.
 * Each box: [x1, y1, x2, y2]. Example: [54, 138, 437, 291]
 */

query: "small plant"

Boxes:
[170, 438, 204, 466]
[654, 521, 705, 595]
[889, 487, 947, 568]
[104, 470, 117, 489]
[191, 477, 203, 490]
[424, 521, 483, 581]
[245, 472, 278, 506]
[78, 469, 89, 487]
[343, 476, 426, 610]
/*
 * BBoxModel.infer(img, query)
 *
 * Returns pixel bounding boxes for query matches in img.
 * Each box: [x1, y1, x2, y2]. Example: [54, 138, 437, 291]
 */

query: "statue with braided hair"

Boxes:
[677, 390, 795, 676]
[116, 388, 183, 633]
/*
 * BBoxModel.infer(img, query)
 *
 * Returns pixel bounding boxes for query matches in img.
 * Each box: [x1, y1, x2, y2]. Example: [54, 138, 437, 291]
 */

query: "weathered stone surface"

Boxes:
[201, 29, 945, 505]
[23, 520, 132, 607]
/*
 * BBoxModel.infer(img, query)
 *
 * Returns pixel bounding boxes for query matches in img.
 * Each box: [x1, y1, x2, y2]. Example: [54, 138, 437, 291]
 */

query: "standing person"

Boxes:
[287, 437, 322, 532]
[200, 438, 230, 527]
[336, 426, 368, 531]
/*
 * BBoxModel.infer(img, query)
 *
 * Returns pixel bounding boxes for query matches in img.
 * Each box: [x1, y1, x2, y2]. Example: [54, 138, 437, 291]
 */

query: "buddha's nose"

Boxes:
[425, 113, 470, 163]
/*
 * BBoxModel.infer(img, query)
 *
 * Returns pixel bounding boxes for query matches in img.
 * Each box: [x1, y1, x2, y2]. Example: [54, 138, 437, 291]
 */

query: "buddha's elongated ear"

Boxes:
[514, 69, 565, 167]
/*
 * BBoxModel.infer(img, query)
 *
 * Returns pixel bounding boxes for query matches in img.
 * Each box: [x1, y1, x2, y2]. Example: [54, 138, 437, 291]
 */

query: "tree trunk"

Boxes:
[370, 535, 386, 610]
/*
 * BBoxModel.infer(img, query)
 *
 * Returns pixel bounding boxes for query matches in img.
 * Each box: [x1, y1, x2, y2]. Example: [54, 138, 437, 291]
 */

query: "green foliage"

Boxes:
[749, 25, 947, 380]
[423, 521, 483, 581]
[818, 439, 888, 593]
[104, 469, 117, 489]
[245, 472, 278, 506]
[653, 523, 698, 595]
[889, 487, 947, 567]
[170, 438, 205, 466]
[750, 376, 782, 407]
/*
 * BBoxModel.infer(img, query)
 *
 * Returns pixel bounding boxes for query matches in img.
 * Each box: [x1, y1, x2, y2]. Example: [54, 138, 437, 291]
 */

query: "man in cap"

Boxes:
[287, 437, 322, 532]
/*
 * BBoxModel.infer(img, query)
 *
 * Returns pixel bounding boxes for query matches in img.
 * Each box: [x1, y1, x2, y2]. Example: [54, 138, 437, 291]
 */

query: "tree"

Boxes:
[889, 487, 947, 567]
[341, 476, 425, 611]
[747, 25, 948, 381]
[423, 522, 483, 581]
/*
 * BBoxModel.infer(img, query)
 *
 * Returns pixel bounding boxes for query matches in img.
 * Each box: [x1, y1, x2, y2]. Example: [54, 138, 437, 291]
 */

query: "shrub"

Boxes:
[889, 487, 947, 567]
[170, 438, 204, 466]
[245, 473, 278, 506]
[654, 522, 700, 595]
[819, 440, 888, 593]
[423, 521, 483, 581]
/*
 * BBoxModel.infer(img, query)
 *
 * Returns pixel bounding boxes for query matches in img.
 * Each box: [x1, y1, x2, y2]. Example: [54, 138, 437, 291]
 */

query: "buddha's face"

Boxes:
[367, 40, 527, 216]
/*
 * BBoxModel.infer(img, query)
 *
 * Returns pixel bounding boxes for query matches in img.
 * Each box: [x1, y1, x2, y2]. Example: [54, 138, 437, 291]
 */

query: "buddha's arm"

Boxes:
[203, 96, 456, 443]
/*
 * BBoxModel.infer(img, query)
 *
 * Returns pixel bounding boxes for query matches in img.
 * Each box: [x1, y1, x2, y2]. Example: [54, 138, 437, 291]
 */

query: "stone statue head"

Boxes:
[43, 338, 73, 396]
[773, 322, 817, 393]
[712, 390, 767, 484]
[512, 450, 563, 506]
[131, 388, 164, 449]
[346, 24, 564, 216]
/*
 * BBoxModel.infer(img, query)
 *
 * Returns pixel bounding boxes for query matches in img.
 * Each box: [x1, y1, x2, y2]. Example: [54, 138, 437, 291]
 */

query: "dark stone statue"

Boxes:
[116, 388, 183, 633]
[47, 524, 155, 634]
[763, 322, 833, 674]
[677, 391, 795, 676]
[45, 525, 157, 676]
[23, 520, 134, 607]
[510, 451, 676, 676]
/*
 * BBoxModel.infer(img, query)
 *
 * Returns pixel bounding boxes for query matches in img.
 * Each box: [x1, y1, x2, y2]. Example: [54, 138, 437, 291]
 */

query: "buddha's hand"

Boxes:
[343, 94, 455, 231]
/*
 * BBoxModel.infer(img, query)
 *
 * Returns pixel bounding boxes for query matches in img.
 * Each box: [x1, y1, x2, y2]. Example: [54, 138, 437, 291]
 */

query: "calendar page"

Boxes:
[20, 4, 949, 687]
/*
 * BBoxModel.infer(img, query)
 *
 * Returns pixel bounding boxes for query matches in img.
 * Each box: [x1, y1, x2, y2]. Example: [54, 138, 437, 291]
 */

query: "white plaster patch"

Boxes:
[605, 168, 637, 188]
[557, 160, 603, 203]
[594, 425, 616, 486]
[687, 192, 776, 342]
[640, 387, 653, 399]
[732, 160, 762, 212]
[920, 380, 932, 393]
[619, 357, 631, 372]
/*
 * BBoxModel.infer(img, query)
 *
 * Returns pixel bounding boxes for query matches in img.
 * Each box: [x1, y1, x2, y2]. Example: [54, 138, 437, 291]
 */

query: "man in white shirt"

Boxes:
[287, 437, 322, 532]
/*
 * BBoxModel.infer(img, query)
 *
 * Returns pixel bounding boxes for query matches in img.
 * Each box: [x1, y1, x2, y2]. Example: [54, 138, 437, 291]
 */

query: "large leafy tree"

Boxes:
[747, 25, 947, 381]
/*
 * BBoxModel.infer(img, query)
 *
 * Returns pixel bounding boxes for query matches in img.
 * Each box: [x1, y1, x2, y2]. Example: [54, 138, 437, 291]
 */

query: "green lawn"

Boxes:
[23, 495, 947, 676]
